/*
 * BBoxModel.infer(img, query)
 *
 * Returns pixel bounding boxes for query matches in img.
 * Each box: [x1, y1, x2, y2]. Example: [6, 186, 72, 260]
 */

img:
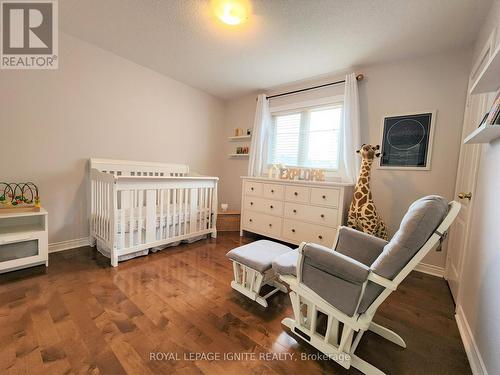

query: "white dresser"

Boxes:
[240, 177, 353, 247]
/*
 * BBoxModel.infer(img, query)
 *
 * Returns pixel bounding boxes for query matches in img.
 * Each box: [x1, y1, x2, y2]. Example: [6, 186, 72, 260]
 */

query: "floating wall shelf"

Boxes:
[228, 135, 251, 141]
[228, 154, 249, 158]
[464, 124, 500, 144]
[470, 44, 500, 95]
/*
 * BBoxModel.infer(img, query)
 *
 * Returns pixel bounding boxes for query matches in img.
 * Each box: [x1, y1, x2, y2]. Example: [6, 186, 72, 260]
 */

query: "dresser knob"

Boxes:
[269, 223, 272, 227]
[294, 192, 298, 196]
[270, 205, 273, 209]
[271, 189, 274, 193]
[292, 229, 295, 233]
[320, 214, 325, 218]
[293, 209, 297, 213]
[322, 195, 326, 199]
[250, 202, 253, 205]
[318, 235, 323, 240]
[251, 187, 254, 191]
[249, 219, 253, 222]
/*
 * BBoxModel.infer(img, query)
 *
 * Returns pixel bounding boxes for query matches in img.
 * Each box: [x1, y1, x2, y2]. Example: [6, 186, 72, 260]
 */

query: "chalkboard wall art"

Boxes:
[379, 111, 435, 170]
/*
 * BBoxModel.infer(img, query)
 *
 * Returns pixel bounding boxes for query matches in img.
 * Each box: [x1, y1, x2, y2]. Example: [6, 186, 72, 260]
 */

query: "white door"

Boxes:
[445, 33, 496, 304]
[445, 93, 487, 303]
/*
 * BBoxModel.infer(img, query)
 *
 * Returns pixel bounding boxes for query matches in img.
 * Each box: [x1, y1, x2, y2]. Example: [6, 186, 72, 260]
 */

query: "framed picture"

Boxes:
[379, 111, 436, 170]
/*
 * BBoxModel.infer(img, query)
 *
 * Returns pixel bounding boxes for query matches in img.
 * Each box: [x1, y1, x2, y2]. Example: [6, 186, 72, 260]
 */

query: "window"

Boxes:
[268, 103, 343, 171]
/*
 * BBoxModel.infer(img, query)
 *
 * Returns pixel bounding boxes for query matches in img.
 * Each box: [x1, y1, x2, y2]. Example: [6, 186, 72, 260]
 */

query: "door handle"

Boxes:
[458, 192, 472, 200]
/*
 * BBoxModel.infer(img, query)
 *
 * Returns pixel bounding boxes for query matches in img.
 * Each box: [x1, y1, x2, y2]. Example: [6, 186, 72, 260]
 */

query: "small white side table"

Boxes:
[0, 207, 48, 273]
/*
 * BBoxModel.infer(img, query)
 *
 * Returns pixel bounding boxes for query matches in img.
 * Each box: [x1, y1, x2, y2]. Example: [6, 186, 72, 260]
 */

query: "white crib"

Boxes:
[89, 158, 218, 267]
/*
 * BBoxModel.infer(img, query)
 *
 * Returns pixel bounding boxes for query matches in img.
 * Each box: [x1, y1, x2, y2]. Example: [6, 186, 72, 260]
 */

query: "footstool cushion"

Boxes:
[226, 240, 293, 273]
[272, 250, 298, 276]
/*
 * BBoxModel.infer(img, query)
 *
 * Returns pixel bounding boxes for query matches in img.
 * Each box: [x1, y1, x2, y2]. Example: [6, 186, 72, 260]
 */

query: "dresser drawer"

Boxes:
[310, 187, 340, 207]
[243, 180, 263, 196]
[284, 203, 338, 227]
[285, 185, 310, 203]
[282, 219, 336, 247]
[262, 183, 284, 200]
[243, 196, 283, 216]
[242, 211, 282, 238]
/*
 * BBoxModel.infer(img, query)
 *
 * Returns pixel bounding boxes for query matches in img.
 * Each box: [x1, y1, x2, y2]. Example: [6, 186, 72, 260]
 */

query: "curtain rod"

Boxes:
[265, 73, 364, 100]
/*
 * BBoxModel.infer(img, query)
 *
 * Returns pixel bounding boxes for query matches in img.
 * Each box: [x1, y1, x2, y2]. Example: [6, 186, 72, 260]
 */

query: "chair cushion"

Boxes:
[301, 243, 370, 316]
[335, 226, 388, 266]
[371, 195, 449, 280]
[272, 249, 298, 276]
[226, 240, 293, 273]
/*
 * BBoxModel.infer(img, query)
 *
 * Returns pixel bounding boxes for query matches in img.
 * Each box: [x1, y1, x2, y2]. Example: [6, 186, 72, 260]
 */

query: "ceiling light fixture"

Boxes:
[211, 0, 250, 26]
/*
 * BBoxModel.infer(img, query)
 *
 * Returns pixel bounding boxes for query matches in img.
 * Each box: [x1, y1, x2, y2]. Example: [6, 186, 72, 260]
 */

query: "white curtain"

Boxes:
[342, 73, 361, 183]
[248, 94, 272, 176]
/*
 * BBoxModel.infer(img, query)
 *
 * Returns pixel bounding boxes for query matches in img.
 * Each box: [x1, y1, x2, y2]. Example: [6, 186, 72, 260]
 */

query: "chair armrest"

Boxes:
[334, 226, 388, 266]
[302, 243, 370, 284]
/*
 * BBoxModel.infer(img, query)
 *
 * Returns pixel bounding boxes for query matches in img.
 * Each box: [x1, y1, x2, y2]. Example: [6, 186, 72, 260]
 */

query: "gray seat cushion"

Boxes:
[226, 240, 293, 273]
[272, 249, 298, 276]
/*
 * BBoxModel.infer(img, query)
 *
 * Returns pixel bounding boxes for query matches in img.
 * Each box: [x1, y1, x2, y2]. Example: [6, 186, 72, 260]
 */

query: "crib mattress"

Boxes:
[95, 205, 211, 234]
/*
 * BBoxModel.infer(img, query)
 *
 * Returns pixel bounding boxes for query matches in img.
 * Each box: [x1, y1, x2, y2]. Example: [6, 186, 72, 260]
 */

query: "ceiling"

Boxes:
[60, 0, 492, 100]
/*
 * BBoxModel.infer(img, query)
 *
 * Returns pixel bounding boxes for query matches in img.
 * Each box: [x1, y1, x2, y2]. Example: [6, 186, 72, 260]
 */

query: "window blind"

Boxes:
[269, 104, 342, 170]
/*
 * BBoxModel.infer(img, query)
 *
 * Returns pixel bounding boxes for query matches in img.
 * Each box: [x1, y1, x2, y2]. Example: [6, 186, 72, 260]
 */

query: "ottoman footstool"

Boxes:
[226, 240, 295, 307]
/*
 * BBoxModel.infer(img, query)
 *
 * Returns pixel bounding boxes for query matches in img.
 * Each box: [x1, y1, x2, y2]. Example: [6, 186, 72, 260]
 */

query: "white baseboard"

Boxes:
[455, 305, 488, 375]
[414, 262, 445, 277]
[49, 237, 90, 253]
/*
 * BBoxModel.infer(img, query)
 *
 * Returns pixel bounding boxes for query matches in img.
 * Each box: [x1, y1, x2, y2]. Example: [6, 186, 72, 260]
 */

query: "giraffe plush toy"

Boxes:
[347, 144, 388, 240]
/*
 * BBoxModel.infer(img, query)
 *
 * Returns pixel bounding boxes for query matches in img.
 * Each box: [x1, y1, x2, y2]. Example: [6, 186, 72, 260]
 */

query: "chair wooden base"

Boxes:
[230, 261, 287, 307]
[281, 279, 407, 375]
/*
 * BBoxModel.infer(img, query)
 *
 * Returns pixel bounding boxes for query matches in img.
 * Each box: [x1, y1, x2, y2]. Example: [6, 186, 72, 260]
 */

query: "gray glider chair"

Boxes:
[273, 196, 461, 375]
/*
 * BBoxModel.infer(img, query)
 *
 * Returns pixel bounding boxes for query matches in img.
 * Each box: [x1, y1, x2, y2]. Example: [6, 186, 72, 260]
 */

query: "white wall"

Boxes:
[458, 1, 500, 373]
[0, 33, 225, 245]
[219, 49, 471, 269]
[359, 49, 470, 268]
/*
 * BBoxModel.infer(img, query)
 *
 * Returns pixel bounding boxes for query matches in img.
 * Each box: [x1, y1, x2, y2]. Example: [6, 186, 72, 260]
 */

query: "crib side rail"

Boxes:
[90, 169, 116, 250]
[115, 178, 218, 252]
[90, 158, 189, 177]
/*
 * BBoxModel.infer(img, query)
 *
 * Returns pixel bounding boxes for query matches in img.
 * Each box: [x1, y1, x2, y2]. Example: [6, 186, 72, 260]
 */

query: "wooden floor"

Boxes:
[0, 232, 471, 375]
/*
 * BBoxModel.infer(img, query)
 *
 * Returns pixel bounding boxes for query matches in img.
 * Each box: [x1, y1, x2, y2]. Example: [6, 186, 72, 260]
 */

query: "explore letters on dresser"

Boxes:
[240, 177, 353, 247]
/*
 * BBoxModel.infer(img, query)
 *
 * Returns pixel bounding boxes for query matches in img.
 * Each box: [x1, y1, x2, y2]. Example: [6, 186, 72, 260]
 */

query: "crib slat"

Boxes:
[99, 181, 103, 238]
[97, 181, 100, 238]
[104, 182, 108, 240]
[105, 182, 109, 241]
[178, 188, 183, 237]
[119, 191, 125, 249]
[129, 190, 134, 247]
[178, 189, 183, 237]
[146, 190, 156, 243]
[197, 188, 201, 231]
[159, 189, 164, 240]
[184, 188, 188, 235]
[189, 188, 198, 233]
[208, 187, 213, 230]
[204, 187, 208, 230]
[139, 190, 145, 244]
[173, 189, 177, 237]
[166, 189, 171, 238]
